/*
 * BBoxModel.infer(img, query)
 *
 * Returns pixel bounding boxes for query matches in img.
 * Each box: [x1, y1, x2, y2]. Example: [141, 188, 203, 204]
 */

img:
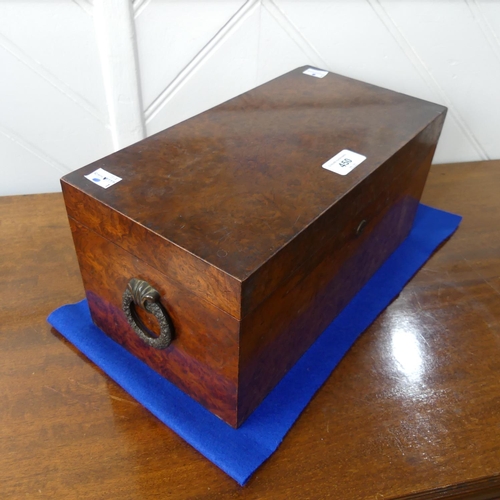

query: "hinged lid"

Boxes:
[61, 66, 446, 320]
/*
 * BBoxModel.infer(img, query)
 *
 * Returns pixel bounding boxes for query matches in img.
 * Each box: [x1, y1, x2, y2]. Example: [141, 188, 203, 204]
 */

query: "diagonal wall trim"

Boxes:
[262, 0, 328, 69]
[0, 32, 106, 126]
[133, 0, 151, 18]
[71, 0, 93, 16]
[368, 0, 489, 161]
[145, 0, 260, 123]
[0, 125, 71, 175]
[466, 0, 500, 70]
[94, 0, 146, 149]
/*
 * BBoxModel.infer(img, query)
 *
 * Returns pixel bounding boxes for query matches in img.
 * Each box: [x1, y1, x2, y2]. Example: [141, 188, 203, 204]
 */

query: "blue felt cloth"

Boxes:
[47, 204, 461, 486]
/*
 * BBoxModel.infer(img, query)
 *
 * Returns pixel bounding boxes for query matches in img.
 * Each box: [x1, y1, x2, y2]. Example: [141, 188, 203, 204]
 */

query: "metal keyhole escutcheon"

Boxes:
[356, 219, 367, 237]
[122, 278, 174, 350]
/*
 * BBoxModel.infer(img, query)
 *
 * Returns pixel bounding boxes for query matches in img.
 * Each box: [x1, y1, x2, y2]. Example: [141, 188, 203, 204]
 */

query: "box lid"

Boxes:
[61, 66, 445, 320]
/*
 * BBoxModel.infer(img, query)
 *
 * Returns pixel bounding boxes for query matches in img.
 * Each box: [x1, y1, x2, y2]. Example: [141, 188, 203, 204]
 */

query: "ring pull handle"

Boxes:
[122, 278, 174, 350]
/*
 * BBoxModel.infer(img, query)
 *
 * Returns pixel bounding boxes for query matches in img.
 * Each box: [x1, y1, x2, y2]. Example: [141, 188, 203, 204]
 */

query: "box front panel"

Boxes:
[237, 117, 444, 424]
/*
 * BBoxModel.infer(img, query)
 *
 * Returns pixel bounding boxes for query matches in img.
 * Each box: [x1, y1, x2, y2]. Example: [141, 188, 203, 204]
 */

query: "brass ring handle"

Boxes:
[122, 278, 173, 350]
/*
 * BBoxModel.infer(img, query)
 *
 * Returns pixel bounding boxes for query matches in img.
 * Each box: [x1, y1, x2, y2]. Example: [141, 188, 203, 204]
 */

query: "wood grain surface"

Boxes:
[61, 66, 446, 426]
[61, 66, 446, 319]
[1, 160, 500, 499]
[64, 125, 443, 427]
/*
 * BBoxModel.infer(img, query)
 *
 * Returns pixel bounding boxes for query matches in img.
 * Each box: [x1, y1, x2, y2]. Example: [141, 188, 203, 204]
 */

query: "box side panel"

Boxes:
[237, 115, 444, 425]
[61, 181, 242, 319]
[68, 217, 240, 426]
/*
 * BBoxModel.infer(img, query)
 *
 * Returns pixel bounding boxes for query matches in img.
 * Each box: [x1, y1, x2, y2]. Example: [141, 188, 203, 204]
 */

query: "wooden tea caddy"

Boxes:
[61, 67, 446, 428]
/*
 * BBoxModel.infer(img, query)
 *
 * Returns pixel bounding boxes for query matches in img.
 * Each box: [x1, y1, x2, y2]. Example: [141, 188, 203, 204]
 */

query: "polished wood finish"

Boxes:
[61, 67, 446, 318]
[1, 160, 500, 498]
[61, 67, 446, 426]
[69, 216, 240, 424]
[237, 125, 441, 423]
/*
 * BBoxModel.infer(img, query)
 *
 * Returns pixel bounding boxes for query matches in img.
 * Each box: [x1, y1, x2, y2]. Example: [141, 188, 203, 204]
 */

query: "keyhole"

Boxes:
[356, 219, 367, 237]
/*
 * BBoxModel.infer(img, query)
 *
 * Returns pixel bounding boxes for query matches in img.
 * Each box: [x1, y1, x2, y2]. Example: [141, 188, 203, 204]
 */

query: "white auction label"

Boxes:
[322, 150, 366, 176]
[85, 168, 122, 189]
[303, 67, 328, 79]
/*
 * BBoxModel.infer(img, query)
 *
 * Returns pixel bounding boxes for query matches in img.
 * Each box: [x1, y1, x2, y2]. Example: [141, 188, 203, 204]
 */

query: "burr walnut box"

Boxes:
[61, 67, 446, 428]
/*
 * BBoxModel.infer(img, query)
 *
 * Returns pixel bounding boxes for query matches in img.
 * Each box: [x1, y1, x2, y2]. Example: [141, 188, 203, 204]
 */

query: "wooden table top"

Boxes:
[1, 160, 499, 500]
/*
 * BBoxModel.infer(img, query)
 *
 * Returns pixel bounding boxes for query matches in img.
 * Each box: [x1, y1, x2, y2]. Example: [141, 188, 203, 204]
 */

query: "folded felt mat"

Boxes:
[48, 203, 461, 485]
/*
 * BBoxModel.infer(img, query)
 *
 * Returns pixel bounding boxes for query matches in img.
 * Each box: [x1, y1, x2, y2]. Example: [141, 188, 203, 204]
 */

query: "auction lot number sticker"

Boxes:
[322, 149, 366, 175]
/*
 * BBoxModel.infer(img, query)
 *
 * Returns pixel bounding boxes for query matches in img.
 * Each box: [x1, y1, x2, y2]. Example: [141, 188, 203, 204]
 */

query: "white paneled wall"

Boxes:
[1, 0, 499, 196]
